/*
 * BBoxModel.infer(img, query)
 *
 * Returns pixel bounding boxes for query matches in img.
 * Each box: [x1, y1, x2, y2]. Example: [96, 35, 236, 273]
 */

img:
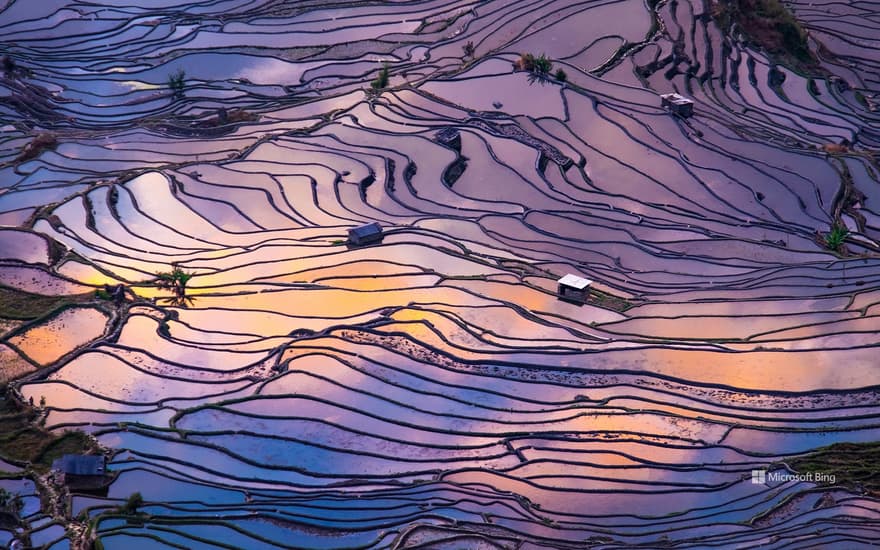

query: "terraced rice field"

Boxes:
[1, 0, 879, 548]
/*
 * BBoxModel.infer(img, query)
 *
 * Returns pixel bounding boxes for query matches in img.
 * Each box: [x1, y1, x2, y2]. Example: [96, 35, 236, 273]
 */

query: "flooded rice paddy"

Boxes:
[1, 0, 879, 548]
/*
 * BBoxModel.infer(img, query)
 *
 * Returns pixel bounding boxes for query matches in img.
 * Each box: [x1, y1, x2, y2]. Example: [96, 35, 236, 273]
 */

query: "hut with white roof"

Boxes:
[557, 274, 592, 303]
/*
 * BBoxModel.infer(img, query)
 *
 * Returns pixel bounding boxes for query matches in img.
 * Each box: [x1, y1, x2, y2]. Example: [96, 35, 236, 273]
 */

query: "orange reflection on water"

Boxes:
[591, 346, 880, 392]
[8, 308, 108, 366]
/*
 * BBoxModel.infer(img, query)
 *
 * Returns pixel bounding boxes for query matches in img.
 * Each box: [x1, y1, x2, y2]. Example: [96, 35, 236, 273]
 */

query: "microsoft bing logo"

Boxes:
[751, 468, 835, 484]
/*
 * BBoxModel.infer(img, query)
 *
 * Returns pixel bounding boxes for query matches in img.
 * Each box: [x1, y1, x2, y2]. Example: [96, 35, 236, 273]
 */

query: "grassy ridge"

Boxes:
[0, 391, 97, 473]
[0, 286, 91, 321]
[711, 0, 816, 70]
[790, 442, 880, 495]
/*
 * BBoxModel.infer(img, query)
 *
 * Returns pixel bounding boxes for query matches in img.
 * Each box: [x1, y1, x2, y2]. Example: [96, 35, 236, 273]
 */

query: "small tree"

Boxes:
[554, 68, 567, 82]
[462, 41, 475, 58]
[532, 54, 552, 76]
[8, 494, 22, 517]
[155, 266, 194, 307]
[1, 55, 16, 76]
[824, 225, 849, 252]
[370, 63, 389, 91]
[167, 69, 186, 97]
[0, 489, 23, 518]
[124, 492, 144, 515]
[516, 53, 553, 84]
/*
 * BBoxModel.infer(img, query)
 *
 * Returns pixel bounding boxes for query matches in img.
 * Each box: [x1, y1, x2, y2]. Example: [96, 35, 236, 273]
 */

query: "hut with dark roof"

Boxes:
[54, 454, 104, 477]
[52, 454, 110, 494]
[434, 128, 461, 152]
[348, 222, 384, 246]
[660, 93, 694, 118]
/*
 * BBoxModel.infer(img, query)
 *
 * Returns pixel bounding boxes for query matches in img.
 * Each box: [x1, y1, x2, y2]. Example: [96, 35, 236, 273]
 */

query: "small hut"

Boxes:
[660, 93, 694, 118]
[557, 274, 592, 303]
[53, 454, 105, 482]
[434, 128, 461, 152]
[348, 222, 384, 246]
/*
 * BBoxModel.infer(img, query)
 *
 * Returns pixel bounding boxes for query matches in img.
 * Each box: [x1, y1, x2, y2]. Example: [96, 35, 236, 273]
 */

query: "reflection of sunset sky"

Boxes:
[3, 0, 879, 545]
[9, 308, 108, 365]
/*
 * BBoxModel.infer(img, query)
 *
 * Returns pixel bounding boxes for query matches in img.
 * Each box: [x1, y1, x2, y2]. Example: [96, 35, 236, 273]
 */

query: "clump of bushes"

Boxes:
[0, 488, 23, 519]
[514, 53, 568, 84]
[1, 55, 16, 76]
[514, 53, 552, 76]
[1, 54, 31, 78]
[15, 132, 57, 163]
[204, 107, 258, 128]
[123, 492, 144, 515]
[711, 0, 814, 67]
[94, 288, 112, 300]
[824, 224, 849, 252]
[821, 143, 849, 154]
[370, 63, 389, 90]
[789, 441, 880, 494]
[462, 41, 475, 59]
[154, 266, 195, 306]
[167, 68, 186, 97]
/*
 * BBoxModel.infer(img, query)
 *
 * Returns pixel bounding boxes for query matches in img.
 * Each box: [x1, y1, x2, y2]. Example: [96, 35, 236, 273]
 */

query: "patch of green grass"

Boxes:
[94, 288, 112, 301]
[588, 289, 634, 312]
[0, 286, 89, 320]
[0, 392, 96, 473]
[0, 427, 50, 463]
[789, 441, 880, 495]
[34, 430, 97, 470]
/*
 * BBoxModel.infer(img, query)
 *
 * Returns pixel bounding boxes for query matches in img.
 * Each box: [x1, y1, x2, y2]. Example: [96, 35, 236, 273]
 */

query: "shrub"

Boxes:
[1, 55, 16, 75]
[711, 0, 813, 66]
[167, 69, 186, 96]
[514, 53, 534, 71]
[123, 492, 144, 515]
[515, 53, 553, 83]
[155, 266, 195, 306]
[0, 489, 23, 519]
[554, 68, 567, 82]
[533, 54, 552, 75]
[15, 132, 57, 163]
[825, 225, 849, 251]
[370, 63, 389, 90]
